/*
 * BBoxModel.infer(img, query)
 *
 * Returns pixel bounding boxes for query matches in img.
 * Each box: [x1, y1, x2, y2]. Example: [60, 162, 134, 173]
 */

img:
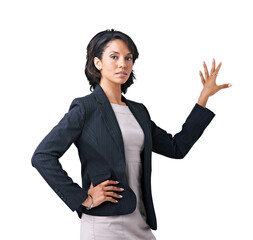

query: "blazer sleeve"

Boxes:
[31, 98, 87, 213]
[143, 103, 215, 159]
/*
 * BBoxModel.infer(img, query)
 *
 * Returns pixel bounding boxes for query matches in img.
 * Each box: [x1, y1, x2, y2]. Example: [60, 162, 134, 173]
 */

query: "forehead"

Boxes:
[104, 39, 131, 53]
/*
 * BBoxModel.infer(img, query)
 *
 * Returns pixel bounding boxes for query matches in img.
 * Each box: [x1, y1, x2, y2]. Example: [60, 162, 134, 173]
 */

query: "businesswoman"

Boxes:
[32, 29, 231, 239]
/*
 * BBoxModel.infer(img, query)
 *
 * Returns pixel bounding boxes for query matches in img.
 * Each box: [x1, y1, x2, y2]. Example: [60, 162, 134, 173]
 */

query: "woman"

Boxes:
[32, 29, 231, 239]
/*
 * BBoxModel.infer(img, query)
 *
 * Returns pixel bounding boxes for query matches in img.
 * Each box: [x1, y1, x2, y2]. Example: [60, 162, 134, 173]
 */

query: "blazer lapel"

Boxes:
[93, 84, 126, 161]
[92, 84, 152, 163]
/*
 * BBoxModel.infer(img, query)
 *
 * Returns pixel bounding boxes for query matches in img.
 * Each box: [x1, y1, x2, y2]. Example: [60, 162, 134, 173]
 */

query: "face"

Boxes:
[94, 39, 134, 86]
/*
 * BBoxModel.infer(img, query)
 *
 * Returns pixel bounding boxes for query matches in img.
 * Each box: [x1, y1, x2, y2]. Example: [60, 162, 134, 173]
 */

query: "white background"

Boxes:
[1, 0, 252, 239]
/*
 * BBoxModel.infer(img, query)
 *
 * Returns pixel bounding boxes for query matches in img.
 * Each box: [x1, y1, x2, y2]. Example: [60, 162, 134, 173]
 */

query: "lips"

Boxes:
[116, 71, 127, 75]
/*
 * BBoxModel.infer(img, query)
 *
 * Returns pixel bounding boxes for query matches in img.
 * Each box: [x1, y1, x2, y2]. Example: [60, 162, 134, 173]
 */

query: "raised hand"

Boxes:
[198, 58, 231, 107]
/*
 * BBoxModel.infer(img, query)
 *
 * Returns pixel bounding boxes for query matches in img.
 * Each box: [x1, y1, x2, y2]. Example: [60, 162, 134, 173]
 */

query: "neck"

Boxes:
[99, 80, 124, 105]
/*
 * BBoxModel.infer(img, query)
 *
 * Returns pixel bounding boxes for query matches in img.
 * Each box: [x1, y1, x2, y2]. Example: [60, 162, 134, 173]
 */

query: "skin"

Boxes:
[198, 59, 231, 107]
[82, 39, 232, 208]
[95, 39, 133, 106]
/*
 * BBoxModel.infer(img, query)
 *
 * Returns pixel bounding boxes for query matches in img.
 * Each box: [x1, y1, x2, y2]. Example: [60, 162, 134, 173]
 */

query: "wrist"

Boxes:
[82, 194, 94, 210]
[86, 194, 94, 210]
[198, 89, 209, 108]
[200, 88, 210, 99]
[82, 195, 92, 208]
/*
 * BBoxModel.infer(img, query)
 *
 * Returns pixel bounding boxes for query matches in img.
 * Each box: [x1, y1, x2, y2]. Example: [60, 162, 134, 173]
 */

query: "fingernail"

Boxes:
[228, 83, 232, 87]
[115, 181, 119, 184]
[120, 188, 124, 191]
[115, 200, 118, 203]
[119, 195, 123, 198]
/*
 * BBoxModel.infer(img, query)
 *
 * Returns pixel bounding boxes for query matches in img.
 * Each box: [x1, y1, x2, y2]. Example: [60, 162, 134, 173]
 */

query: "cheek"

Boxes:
[128, 63, 133, 71]
[105, 62, 116, 71]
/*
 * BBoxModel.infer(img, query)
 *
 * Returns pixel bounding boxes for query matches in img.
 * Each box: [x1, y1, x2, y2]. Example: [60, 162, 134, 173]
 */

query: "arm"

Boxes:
[144, 58, 231, 159]
[145, 104, 215, 159]
[31, 98, 87, 212]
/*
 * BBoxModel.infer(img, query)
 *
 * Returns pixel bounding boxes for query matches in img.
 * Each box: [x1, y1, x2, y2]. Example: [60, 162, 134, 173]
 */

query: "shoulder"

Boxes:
[126, 98, 143, 109]
[69, 91, 96, 113]
[126, 98, 151, 119]
[130, 99, 149, 113]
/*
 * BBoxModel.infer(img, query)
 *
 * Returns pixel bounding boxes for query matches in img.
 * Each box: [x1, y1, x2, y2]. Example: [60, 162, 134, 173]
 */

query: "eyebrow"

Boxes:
[109, 51, 133, 55]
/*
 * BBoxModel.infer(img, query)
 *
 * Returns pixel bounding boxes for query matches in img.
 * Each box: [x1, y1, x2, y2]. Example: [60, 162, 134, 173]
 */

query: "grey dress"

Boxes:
[80, 103, 156, 240]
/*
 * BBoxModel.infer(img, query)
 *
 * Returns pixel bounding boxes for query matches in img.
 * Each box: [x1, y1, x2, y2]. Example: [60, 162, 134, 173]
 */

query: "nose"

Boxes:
[118, 57, 127, 69]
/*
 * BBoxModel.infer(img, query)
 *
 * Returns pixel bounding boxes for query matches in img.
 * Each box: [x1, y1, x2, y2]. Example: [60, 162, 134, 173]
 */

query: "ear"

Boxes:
[94, 57, 102, 70]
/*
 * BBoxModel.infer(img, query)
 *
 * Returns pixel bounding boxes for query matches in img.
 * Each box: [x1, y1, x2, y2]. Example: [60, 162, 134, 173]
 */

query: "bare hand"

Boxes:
[82, 180, 124, 208]
[198, 58, 231, 107]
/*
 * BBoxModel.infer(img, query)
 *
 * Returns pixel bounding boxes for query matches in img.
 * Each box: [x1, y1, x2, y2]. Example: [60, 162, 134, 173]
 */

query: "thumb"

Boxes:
[217, 83, 232, 91]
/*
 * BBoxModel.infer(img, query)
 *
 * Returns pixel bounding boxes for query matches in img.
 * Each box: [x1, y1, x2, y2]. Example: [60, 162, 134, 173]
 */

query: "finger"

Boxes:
[203, 61, 209, 80]
[104, 185, 124, 192]
[105, 191, 123, 199]
[100, 180, 119, 186]
[210, 58, 215, 74]
[105, 196, 118, 203]
[199, 71, 205, 86]
[215, 62, 222, 74]
[217, 83, 231, 91]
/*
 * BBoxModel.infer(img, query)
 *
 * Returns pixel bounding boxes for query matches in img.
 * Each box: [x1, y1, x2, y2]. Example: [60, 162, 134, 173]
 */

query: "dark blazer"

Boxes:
[31, 83, 215, 230]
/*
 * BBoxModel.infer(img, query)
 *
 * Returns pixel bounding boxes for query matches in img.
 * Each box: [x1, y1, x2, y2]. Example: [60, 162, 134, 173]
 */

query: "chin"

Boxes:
[112, 78, 128, 85]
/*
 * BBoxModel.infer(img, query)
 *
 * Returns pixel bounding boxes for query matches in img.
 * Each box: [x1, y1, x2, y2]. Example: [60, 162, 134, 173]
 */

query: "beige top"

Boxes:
[111, 103, 147, 217]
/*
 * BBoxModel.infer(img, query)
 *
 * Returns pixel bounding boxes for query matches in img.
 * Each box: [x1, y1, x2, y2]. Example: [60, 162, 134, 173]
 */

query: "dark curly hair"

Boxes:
[85, 29, 139, 94]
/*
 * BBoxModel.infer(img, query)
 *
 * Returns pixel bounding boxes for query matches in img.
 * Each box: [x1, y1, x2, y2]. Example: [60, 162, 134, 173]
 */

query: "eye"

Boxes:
[111, 55, 118, 59]
[126, 57, 133, 61]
